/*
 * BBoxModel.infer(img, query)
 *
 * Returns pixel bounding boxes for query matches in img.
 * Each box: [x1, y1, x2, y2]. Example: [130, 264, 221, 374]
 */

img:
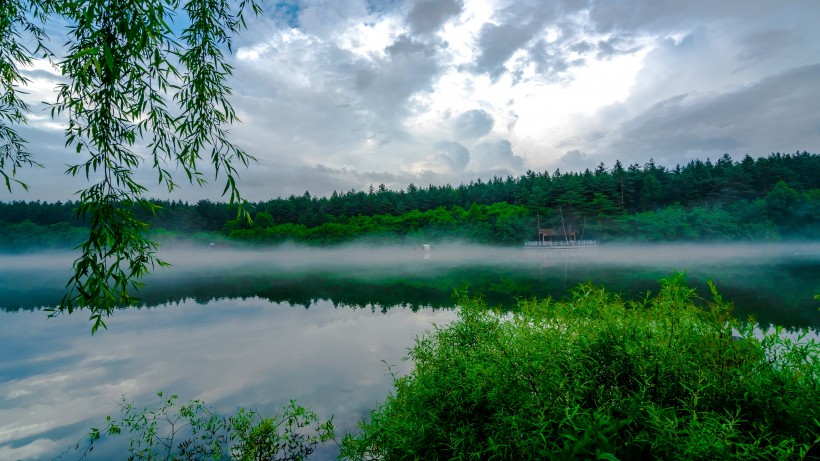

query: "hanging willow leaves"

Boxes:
[2, 0, 260, 333]
[0, 0, 50, 190]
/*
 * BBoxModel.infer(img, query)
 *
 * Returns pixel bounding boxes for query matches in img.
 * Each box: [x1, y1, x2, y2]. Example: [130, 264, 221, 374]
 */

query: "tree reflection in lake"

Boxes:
[2, 243, 818, 327]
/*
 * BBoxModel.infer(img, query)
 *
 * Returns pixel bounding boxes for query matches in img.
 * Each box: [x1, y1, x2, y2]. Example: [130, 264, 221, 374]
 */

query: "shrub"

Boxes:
[341, 274, 820, 460]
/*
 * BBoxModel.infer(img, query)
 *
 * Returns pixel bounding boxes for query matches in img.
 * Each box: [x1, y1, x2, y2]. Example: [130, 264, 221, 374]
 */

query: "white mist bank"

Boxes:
[2, 242, 819, 276]
[153, 241, 820, 273]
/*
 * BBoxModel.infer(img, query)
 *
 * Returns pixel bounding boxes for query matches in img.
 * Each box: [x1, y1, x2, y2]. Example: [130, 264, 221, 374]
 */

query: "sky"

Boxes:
[5, 0, 820, 202]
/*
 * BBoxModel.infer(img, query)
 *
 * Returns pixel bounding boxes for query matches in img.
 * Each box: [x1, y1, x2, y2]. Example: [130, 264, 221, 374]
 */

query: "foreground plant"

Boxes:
[341, 274, 820, 460]
[66, 392, 334, 460]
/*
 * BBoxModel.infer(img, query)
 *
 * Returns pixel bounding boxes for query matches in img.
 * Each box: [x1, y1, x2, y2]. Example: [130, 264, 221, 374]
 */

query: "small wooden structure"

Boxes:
[528, 214, 596, 249]
[538, 228, 558, 241]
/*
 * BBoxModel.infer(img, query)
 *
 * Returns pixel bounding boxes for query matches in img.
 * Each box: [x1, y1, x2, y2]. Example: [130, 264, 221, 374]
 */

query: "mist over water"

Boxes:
[1, 242, 817, 325]
[154, 241, 820, 272]
[2, 241, 818, 274]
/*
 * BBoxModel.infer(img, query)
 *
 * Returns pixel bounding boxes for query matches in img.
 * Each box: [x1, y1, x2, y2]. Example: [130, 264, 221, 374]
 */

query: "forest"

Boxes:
[1, 151, 818, 249]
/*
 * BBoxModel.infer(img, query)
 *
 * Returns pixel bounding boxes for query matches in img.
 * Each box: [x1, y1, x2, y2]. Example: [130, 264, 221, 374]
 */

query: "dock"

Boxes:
[524, 240, 598, 249]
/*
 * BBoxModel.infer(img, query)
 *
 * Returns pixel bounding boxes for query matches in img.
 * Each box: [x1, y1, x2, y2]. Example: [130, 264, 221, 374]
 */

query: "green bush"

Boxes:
[341, 274, 820, 460]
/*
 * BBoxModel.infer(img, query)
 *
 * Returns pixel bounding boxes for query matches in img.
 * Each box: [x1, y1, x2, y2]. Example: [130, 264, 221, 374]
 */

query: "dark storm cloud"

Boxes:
[590, 64, 820, 165]
[360, 34, 442, 124]
[454, 109, 494, 138]
[469, 0, 608, 81]
[406, 0, 464, 34]
[470, 0, 565, 78]
[526, 40, 584, 80]
[584, 0, 818, 73]
[473, 20, 546, 79]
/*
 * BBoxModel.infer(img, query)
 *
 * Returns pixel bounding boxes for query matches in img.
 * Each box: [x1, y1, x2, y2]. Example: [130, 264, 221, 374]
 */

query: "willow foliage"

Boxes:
[1, 0, 259, 332]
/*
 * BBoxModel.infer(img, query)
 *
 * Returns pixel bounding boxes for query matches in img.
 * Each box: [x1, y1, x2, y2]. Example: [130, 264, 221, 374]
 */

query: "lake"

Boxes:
[1, 243, 818, 460]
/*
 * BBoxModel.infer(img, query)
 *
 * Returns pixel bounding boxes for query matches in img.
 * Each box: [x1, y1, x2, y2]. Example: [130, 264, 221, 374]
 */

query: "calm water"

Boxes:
[1, 243, 818, 460]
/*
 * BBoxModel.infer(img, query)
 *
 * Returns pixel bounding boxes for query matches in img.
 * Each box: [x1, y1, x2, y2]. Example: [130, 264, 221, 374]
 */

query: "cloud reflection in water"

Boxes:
[0, 297, 456, 460]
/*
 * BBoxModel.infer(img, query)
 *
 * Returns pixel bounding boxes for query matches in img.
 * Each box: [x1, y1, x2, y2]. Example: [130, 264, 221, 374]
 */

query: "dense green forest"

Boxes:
[2, 152, 819, 249]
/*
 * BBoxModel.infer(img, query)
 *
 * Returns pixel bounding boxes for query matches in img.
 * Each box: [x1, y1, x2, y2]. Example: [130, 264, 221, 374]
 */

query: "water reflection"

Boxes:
[2, 243, 818, 327]
[0, 298, 456, 460]
[1, 243, 818, 459]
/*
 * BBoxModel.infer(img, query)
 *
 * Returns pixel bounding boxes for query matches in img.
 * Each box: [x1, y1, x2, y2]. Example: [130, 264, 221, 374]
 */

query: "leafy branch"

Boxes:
[0, 0, 51, 190]
[0, 0, 263, 332]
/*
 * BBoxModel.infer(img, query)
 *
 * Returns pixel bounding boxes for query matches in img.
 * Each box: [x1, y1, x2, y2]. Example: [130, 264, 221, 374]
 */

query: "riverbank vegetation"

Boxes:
[73, 275, 819, 460]
[2, 152, 819, 249]
[340, 274, 820, 460]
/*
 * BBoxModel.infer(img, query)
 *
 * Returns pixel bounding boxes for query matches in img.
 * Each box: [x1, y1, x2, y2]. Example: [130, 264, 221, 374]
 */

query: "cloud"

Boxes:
[237, 162, 407, 200]
[454, 109, 494, 138]
[408, 140, 470, 175]
[406, 0, 463, 34]
[365, 34, 442, 120]
[471, 139, 524, 173]
[595, 34, 644, 60]
[473, 20, 545, 79]
[557, 149, 590, 171]
[561, 64, 820, 167]
[627, 64, 820, 159]
[588, 0, 758, 34]
[432, 140, 471, 172]
[292, 0, 373, 37]
[525, 39, 585, 81]
[230, 25, 444, 164]
[469, 0, 605, 81]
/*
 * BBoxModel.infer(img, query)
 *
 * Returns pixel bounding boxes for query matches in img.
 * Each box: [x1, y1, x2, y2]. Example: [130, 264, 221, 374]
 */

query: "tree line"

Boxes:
[2, 151, 818, 248]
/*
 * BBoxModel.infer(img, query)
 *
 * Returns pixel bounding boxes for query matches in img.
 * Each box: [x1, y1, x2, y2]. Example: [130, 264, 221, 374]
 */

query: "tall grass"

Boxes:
[341, 273, 820, 460]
